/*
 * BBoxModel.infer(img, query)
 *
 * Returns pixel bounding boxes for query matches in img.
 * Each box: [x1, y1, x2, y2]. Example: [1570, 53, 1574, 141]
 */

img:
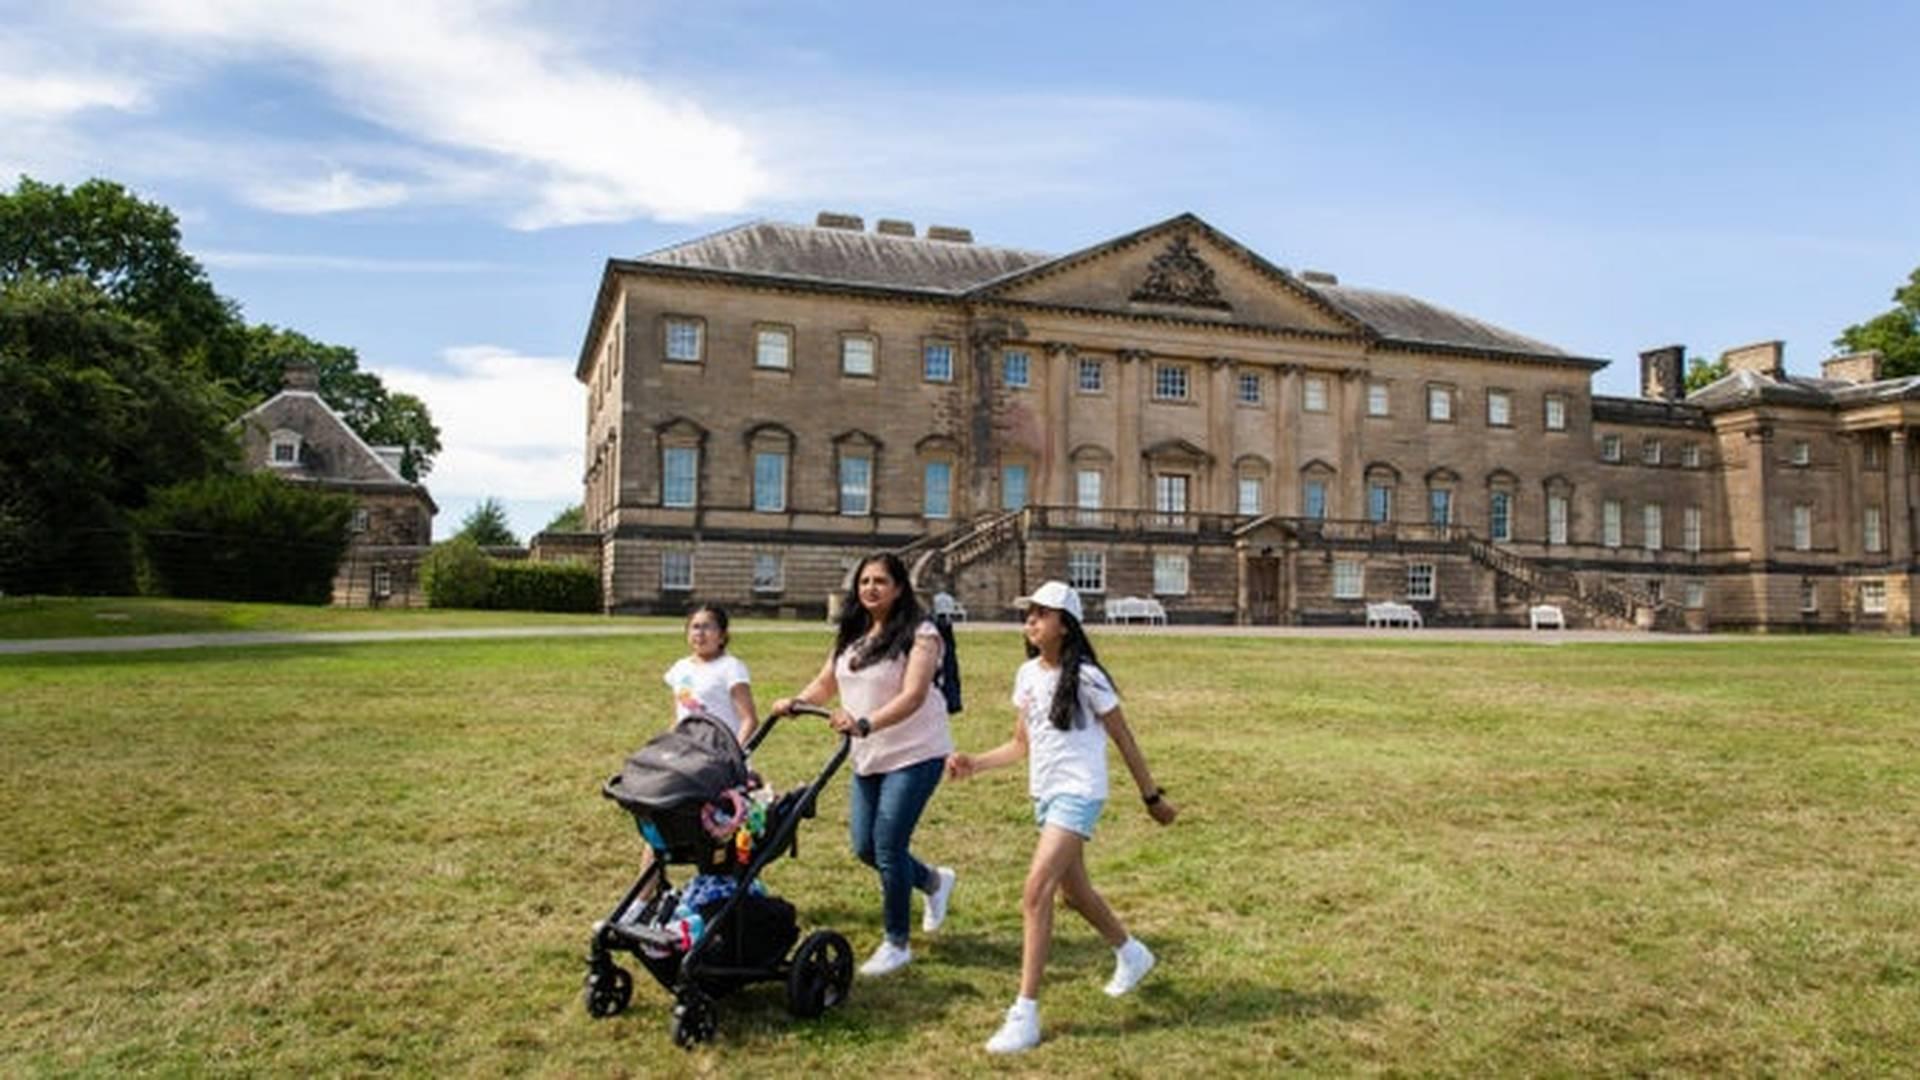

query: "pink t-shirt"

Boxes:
[835, 621, 953, 776]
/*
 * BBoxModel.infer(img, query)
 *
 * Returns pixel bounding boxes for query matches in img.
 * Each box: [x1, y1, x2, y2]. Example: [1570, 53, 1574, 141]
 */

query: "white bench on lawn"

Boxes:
[932, 592, 968, 621]
[1365, 601, 1423, 629]
[1529, 603, 1565, 630]
[1104, 596, 1168, 625]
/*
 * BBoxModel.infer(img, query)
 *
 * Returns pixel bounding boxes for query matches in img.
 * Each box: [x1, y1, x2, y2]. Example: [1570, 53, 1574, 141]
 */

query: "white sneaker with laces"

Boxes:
[922, 866, 957, 933]
[984, 1002, 1041, 1054]
[1104, 938, 1156, 997]
[858, 940, 913, 977]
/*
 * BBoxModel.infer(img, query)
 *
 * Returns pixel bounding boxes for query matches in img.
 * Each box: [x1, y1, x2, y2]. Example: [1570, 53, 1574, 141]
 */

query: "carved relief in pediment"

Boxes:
[1130, 234, 1231, 311]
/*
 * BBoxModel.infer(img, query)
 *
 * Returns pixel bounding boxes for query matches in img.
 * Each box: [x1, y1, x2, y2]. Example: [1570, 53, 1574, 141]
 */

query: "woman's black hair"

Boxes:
[687, 604, 730, 652]
[1024, 607, 1117, 730]
[833, 552, 923, 670]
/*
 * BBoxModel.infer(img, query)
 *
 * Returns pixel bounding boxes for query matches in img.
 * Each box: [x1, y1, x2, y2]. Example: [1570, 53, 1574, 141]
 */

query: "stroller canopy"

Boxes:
[606, 713, 749, 811]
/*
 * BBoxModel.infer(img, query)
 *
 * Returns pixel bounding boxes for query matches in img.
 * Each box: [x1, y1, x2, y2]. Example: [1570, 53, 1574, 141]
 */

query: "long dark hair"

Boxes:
[834, 552, 922, 670]
[1025, 608, 1117, 730]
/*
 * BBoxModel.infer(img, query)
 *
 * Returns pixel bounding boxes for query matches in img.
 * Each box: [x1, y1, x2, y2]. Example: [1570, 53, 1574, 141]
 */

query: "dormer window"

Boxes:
[269, 430, 302, 467]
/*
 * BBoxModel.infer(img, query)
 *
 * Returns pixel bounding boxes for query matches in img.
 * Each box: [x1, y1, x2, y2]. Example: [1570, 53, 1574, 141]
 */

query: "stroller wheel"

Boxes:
[671, 991, 717, 1049]
[785, 930, 853, 1019]
[583, 964, 632, 1019]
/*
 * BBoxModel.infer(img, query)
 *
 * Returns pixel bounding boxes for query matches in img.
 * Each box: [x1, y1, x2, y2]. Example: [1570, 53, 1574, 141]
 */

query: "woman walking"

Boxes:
[770, 552, 958, 976]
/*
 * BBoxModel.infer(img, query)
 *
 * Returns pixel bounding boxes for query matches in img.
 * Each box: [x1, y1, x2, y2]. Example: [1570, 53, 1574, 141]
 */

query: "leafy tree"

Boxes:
[360, 391, 442, 481]
[458, 497, 518, 547]
[542, 503, 586, 533]
[0, 176, 244, 376]
[134, 472, 354, 604]
[1684, 354, 1730, 394]
[1835, 267, 1920, 379]
[421, 535, 495, 608]
[0, 275, 240, 593]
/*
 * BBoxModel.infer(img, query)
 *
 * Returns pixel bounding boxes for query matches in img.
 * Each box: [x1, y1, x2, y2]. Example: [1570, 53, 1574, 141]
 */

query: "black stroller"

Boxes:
[584, 704, 853, 1047]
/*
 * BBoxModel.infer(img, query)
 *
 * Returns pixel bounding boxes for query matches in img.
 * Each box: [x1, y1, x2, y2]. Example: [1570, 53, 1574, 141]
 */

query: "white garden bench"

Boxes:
[932, 592, 967, 621]
[1365, 601, 1423, 629]
[1529, 603, 1565, 630]
[1103, 596, 1168, 625]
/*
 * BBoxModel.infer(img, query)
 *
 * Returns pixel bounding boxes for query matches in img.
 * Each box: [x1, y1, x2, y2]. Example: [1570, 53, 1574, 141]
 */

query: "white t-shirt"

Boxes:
[663, 653, 752, 739]
[1012, 657, 1119, 800]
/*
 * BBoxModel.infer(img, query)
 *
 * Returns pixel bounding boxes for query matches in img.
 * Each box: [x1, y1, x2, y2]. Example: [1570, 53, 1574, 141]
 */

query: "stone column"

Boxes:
[1116, 350, 1147, 511]
[1745, 425, 1773, 563]
[1338, 368, 1365, 520]
[1890, 428, 1913, 563]
[966, 326, 1006, 517]
[1045, 343, 1075, 506]
[1209, 356, 1234, 513]
[1275, 363, 1300, 515]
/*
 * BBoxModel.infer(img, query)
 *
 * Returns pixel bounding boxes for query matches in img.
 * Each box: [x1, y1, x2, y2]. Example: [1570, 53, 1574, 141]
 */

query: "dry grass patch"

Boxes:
[4, 632, 1920, 1074]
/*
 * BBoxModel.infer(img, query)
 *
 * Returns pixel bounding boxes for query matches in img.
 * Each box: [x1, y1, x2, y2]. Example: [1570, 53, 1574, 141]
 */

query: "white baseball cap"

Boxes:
[1015, 580, 1084, 623]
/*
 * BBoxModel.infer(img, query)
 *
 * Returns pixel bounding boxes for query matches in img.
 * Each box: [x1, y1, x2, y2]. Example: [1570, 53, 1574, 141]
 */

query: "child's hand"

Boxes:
[769, 697, 794, 717]
[945, 752, 974, 781]
[1148, 797, 1178, 825]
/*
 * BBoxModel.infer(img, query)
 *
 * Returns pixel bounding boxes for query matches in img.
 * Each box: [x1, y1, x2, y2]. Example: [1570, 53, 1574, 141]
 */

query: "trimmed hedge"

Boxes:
[487, 560, 600, 613]
[422, 538, 599, 612]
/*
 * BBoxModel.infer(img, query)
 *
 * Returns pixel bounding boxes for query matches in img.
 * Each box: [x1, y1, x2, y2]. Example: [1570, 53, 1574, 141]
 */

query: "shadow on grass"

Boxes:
[1061, 979, 1383, 1039]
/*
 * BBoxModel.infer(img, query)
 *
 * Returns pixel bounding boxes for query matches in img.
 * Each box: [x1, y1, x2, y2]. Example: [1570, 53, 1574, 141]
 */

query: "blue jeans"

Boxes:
[847, 756, 944, 946]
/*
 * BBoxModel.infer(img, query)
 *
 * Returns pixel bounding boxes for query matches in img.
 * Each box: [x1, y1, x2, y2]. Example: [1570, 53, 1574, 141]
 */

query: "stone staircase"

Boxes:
[906, 509, 1024, 596]
[1463, 535, 1680, 630]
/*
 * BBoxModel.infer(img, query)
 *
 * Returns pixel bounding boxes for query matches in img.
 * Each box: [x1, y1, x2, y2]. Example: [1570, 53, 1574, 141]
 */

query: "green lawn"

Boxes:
[0, 596, 642, 639]
[4, 630, 1920, 1076]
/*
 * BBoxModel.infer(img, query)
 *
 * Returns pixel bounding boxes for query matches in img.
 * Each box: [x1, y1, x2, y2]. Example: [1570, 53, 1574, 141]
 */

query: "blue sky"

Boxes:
[7, 1, 1918, 540]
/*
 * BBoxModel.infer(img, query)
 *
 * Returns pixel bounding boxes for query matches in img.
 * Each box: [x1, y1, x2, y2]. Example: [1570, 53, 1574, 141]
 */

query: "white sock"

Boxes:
[1013, 995, 1038, 1015]
[1116, 936, 1139, 956]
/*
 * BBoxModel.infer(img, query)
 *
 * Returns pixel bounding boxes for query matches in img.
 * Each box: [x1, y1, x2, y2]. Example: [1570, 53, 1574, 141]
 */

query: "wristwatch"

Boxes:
[1142, 788, 1164, 806]
[854, 716, 872, 738]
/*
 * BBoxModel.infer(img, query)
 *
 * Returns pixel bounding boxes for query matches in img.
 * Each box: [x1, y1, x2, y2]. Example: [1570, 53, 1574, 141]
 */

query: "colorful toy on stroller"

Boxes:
[584, 704, 853, 1047]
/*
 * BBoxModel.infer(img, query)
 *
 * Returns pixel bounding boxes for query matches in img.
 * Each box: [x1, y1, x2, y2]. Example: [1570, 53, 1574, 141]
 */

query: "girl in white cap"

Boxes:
[945, 579, 1177, 1054]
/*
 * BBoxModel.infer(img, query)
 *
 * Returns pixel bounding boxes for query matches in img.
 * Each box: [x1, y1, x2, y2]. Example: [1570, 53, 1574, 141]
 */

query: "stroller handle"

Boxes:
[741, 701, 831, 756]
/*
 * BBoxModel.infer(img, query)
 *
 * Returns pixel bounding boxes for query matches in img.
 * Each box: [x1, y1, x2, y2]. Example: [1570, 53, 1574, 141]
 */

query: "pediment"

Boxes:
[974, 215, 1361, 337]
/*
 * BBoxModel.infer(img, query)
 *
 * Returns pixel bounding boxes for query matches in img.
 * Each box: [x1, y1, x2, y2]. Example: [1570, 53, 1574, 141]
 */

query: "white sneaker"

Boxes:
[858, 940, 913, 977]
[922, 866, 957, 933]
[1104, 938, 1155, 996]
[984, 1002, 1041, 1054]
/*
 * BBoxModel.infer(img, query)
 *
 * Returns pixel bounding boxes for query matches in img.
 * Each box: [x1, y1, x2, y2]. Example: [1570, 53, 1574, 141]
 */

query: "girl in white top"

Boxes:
[662, 605, 757, 744]
[946, 580, 1177, 1055]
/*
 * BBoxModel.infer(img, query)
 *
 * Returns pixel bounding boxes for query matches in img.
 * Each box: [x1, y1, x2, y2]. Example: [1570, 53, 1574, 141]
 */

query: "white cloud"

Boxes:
[380, 345, 582, 503]
[0, 70, 147, 119]
[240, 169, 408, 214]
[96, 0, 768, 225]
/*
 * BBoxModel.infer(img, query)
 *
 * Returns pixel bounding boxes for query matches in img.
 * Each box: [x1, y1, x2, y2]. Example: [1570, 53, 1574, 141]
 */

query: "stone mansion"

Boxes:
[572, 212, 1917, 631]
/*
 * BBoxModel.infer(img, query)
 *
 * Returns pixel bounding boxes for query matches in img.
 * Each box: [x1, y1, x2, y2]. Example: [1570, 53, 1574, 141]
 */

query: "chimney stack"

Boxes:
[1721, 340, 1785, 380]
[1639, 344, 1685, 401]
[283, 360, 319, 392]
[815, 211, 864, 231]
[1821, 350, 1884, 385]
[1299, 270, 1339, 285]
[875, 219, 915, 237]
[925, 225, 973, 243]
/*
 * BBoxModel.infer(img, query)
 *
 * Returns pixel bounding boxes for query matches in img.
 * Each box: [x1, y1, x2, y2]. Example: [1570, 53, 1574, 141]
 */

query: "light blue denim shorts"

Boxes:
[1032, 793, 1105, 839]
